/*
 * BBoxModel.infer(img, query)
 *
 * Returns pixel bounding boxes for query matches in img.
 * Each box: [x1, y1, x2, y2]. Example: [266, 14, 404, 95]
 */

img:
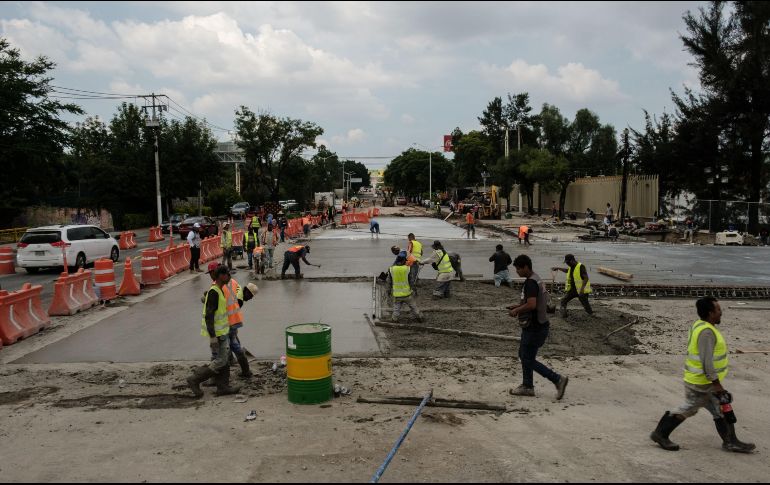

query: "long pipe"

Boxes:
[370, 389, 433, 483]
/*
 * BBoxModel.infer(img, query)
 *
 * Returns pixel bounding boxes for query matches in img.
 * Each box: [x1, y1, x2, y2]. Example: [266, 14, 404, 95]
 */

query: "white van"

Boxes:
[16, 225, 120, 273]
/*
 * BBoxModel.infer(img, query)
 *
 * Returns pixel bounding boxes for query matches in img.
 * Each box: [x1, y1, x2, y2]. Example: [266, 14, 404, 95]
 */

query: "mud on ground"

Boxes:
[379, 280, 640, 357]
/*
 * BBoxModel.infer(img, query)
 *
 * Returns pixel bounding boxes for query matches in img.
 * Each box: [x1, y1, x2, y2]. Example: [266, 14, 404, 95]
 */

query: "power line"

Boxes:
[50, 85, 142, 97]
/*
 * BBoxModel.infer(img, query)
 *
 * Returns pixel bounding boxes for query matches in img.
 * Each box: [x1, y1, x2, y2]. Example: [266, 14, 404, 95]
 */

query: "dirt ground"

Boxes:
[378, 280, 640, 358]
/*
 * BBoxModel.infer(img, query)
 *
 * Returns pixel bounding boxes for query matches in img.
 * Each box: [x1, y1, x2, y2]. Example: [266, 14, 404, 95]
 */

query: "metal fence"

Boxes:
[672, 199, 770, 233]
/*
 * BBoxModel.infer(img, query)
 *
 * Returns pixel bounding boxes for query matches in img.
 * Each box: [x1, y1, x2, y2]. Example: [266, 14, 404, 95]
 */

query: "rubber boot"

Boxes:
[187, 366, 217, 398]
[214, 369, 241, 396]
[650, 412, 684, 451]
[236, 352, 253, 378]
[715, 418, 756, 453]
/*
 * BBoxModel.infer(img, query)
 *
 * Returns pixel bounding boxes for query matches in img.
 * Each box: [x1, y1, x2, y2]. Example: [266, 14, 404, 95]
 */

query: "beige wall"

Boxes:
[506, 175, 659, 219]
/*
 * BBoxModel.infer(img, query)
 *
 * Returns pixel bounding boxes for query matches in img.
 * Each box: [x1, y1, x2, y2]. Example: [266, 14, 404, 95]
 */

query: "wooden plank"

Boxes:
[596, 266, 634, 281]
[604, 318, 639, 341]
[374, 320, 519, 341]
[728, 306, 770, 310]
[736, 349, 770, 354]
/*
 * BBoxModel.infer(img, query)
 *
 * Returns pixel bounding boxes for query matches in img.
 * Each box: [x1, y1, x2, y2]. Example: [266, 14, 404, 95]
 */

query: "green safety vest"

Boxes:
[390, 265, 411, 298]
[437, 250, 453, 274]
[251, 216, 261, 228]
[245, 231, 256, 246]
[221, 231, 233, 249]
[200, 284, 229, 338]
[565, 262, 592, 294]
[684, 319, 728, 385]
[410, 240, 423, 259]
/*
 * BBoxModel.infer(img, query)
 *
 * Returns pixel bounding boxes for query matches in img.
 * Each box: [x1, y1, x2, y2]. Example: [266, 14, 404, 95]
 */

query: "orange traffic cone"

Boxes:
[118, 257, 141, 296]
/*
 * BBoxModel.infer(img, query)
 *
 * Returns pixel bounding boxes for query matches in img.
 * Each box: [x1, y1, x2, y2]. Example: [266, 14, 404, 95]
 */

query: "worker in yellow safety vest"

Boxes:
[551, 254, 593, 318]
[407, 233, 422, 283]
[388, 255, 423, 323]
[251, 214, 261, 231]
[650, 297, 755, 453]
[245, 226, 258, 270]
[186, 264, 240, 398]
[220, 222, 234, 271]
[419, 240, 454, 298]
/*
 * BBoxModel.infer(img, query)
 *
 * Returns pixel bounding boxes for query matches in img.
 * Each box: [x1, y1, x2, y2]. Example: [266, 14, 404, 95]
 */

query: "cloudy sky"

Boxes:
[1, 1, 704, 168]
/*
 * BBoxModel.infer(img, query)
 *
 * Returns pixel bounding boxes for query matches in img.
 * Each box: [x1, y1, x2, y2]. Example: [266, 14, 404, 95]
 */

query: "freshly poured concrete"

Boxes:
[316, 216, 487, 240]
[15, 276, 378, 364]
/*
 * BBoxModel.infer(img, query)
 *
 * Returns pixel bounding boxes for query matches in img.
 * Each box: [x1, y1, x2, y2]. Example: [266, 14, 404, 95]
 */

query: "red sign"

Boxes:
[443, 135, 453, 152]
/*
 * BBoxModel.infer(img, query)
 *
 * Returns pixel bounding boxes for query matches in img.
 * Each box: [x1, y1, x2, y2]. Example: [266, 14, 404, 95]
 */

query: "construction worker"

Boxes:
[187, 223, 203, 273]
[490, 244, 514, 288]
[650, 297, 755, 453]
[303, 214, 311, 238]
[245, 225, 258, 270]
[370, 217, 380, 238]
[507, 254, 569, 399]
[518, 225, 530, 245]
[220, 222, 234, 271]
[186, 264, 241, 398]
[407, 233, 422, 284]
[388, 255, 423, 323]
[250, 212, 261, 232]
[203, 263, 259, 380]
[465, 210, 476, 239]
[390, 245, 417, 288]
[419, 240, 454, 298]
[253, 244, 266, 275]
[263, 223, 278, 269]
[281, 245, 319, 279]
[552, 254, 593, 317]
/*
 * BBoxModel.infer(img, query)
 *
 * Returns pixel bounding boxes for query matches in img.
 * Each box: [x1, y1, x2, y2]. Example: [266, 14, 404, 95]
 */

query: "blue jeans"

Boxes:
[494, 270, 513, 287]
[211, 327, 243, 360]
[518, 324, 560, 388]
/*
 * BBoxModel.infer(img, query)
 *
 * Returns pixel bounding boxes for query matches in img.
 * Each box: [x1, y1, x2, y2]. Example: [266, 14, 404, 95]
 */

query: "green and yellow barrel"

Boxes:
[286, 323, 332, 404]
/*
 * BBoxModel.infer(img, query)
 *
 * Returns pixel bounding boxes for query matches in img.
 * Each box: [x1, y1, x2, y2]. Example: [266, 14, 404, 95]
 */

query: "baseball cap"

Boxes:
[207, 262, 219, 272]
[194, 223, 201, 228]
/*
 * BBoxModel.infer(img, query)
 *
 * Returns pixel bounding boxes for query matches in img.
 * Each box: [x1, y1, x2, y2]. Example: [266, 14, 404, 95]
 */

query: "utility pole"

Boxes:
[619, 128, 630, 221]
[198, 180, 202, 216]
[142, 93, 167, 226]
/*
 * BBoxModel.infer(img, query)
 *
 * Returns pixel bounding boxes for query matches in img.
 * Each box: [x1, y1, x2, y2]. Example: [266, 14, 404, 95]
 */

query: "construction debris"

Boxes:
[357, 395, 506, 412]
[604, 318, 640, 341]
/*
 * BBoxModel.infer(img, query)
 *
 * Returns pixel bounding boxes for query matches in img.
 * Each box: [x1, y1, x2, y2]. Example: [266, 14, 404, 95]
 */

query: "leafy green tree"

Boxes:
[0, 38, 82, 220]
[159, 117, 221, 203]
[631, 111, 677, 214]
[383, 148, 453, 198]
[234, 107, 323, 202]
[452, 131, 495, 187]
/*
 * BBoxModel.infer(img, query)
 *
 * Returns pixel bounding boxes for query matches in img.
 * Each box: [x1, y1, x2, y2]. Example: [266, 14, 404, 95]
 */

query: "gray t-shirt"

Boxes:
[519, 272, 549, 329]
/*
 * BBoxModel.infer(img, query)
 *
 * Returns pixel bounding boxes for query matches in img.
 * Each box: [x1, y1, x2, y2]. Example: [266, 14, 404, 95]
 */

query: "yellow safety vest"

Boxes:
[684, 320, 728, 385]
[390, 265, 411, 298]
[221, 231, 233, 249]
[251, 216, 261, 228]
[410, 240, 423, 259]
[200, 285, 229, 337]
[437, 250, 453, 274]
[565, 262, 592, 294]
[244, 231, 256, 246]
[224, 279, 244, 326]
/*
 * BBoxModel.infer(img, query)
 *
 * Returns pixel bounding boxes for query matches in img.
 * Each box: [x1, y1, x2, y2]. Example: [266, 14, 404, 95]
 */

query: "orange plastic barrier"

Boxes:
[372, 208, 380, 217]
[158, 248, 173, 280]
[149, 226, 164, 242]
[119, 231, 137, 250]
[173, 245, 186, 273]
[140, 248, 161, 288]
[71, 268, 99, 311]
[0, 246, 15, 275]
[0, 283, 50, 345]
[48, 269, 98, 316]
[232, 230, 244, 249]
[127, 231, 137, 248]
[93, 259, 117, 302]
[118, 257, 141, 296]
[200, 237, 213, 263]
[213, 235, 223, 258]
[181, 243, 191, 268]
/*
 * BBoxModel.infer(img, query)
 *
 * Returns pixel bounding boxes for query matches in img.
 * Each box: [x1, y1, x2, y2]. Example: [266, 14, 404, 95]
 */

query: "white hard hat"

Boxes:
[193, 223, 201, 228]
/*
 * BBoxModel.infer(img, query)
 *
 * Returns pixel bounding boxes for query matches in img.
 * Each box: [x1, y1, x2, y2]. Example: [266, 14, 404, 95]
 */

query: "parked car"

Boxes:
[177, 216, 219, 240]
[16, 225, 120, 273]
[161, 213, 189, 234]
[230, 202, 251, 217]
[396, 196, 408, 206]
[279, 199, 298, 211]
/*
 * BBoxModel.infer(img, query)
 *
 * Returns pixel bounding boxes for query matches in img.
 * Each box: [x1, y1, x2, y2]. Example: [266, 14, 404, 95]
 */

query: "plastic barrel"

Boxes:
[286, 323, 332, 404]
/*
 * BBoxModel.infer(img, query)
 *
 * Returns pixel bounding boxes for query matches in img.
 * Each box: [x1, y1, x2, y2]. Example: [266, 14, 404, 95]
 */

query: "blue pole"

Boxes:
[370, 390, 433, 483]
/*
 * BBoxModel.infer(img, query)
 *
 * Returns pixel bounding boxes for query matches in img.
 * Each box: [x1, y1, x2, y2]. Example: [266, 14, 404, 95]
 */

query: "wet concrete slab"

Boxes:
[316, 217, 487, 240]
[15, 276, 378, 364]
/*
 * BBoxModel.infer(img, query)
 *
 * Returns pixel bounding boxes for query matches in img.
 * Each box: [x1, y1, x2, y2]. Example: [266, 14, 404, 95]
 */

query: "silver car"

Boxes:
[16, 225, 120, 273]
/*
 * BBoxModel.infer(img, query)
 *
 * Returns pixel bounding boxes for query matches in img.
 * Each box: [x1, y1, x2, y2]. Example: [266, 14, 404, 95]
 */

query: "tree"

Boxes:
[676, 1, 770, 231]
[345, 160, 371, 194]
[0, 38, 82, 221]
[631, 111, 678, 214]
[159, 116, 221, 204]
[478, 93, 539, 160]
[383, 148, 453, 198]
[452, 131, 495, 187]
[234, 107, 323, 202]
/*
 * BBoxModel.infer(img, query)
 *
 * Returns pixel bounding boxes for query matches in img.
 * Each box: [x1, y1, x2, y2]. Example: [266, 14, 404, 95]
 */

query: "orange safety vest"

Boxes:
[466, 212, 474, 224]
[253, 246, 264, 256]
[288, 245, 304, 253]
[223, 279, 244, 326]
[519, 225, 529, 239]
[405, 254, 417, 267]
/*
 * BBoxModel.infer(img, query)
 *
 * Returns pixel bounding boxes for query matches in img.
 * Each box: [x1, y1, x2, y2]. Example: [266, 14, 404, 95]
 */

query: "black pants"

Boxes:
[281, 253, 300, 276]
[190, 246, 200, 270]
[519, 324, 560, 388]
[561, 289, 593, 314]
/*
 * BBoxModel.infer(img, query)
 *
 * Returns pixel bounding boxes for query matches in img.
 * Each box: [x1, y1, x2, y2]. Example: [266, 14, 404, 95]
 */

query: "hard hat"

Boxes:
[193, 223, 201, 228]
[208, 262, 219, 273]
[246, 282, 258, 295]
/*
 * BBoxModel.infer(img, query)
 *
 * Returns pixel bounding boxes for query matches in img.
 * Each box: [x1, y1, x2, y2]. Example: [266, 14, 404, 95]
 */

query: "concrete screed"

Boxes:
[0, 213, 769, 482]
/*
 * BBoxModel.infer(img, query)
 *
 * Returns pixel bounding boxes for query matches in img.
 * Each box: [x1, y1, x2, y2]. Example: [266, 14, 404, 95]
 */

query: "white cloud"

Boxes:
[401, 114, 415, 125]
[332, 128, 366, 145]
[481, 59, 628, 104]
